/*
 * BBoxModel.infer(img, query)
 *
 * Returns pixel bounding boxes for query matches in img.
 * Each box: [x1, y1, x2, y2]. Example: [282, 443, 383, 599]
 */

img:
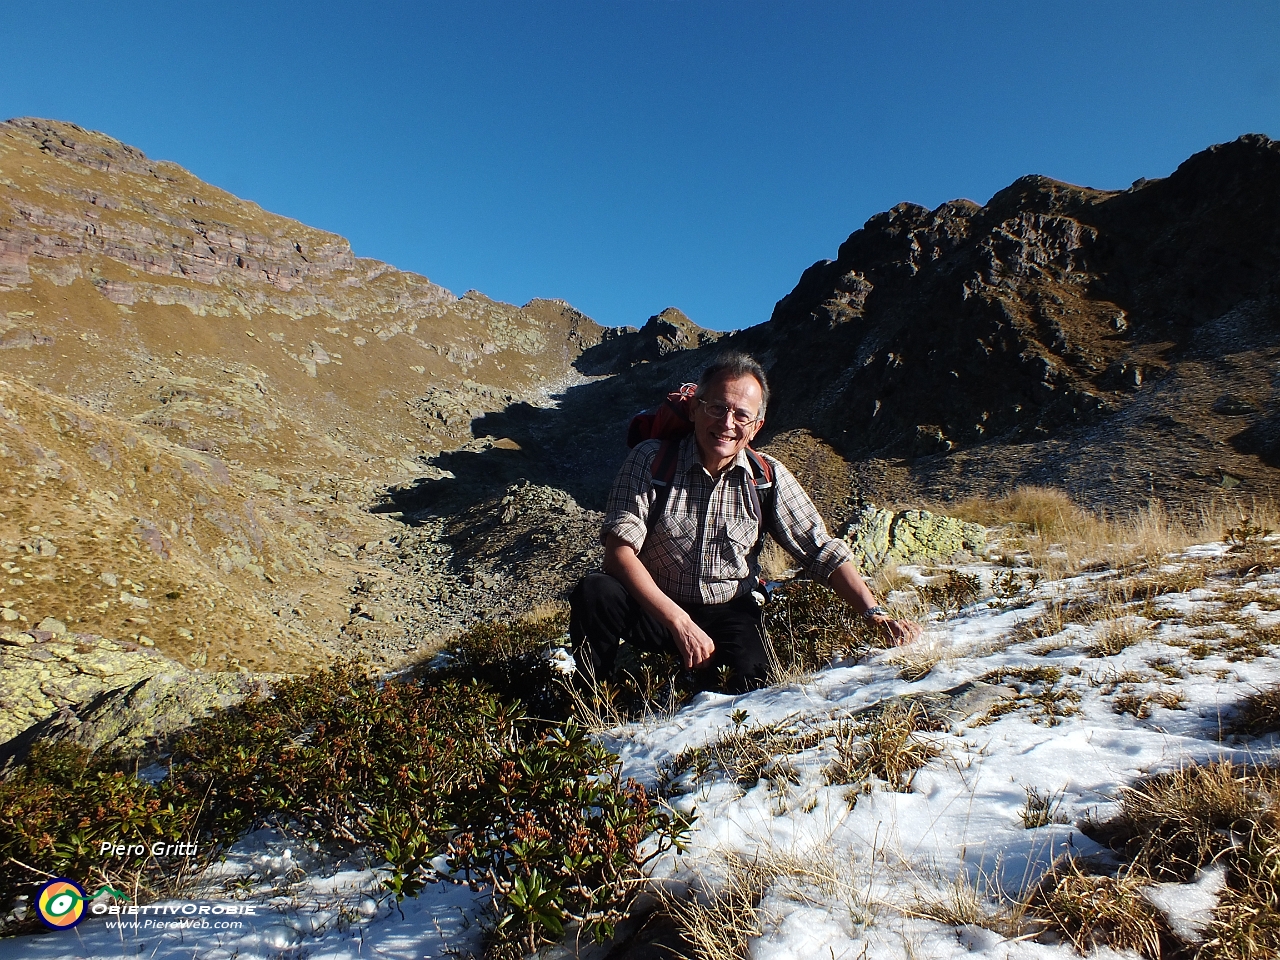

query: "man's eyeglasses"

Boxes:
[697, 398, 761, 425]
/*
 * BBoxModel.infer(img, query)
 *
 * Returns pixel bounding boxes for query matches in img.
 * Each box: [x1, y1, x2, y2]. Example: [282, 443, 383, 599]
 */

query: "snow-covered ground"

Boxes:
[4, 538, 1277, 959]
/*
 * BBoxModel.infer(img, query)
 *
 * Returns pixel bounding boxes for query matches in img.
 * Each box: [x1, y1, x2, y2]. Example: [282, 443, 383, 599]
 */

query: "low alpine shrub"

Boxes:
[764, 579, 883, 675]
[2, 661, 692, 955]
[429, 612, 574, 723]
[0, 742, 210, 933]
[446, 723, 691, 956]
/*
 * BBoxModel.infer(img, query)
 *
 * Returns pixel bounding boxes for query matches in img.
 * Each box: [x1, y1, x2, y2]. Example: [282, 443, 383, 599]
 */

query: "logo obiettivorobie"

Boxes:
[36, 878, 128, 930]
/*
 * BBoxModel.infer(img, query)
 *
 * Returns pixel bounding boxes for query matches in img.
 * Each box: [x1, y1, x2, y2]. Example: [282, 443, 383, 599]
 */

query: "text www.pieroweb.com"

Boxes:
[93, 902, 256, 931]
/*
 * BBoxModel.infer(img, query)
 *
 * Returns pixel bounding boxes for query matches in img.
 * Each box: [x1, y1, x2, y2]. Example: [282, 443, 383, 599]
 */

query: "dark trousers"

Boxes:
[568, 573, 770, 694]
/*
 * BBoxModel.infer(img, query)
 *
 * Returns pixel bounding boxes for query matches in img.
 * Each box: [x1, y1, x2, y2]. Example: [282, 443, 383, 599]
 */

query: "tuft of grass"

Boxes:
[975, 666, 1081, 726]
[825, 701, 942, 800]
[1011, 596, 1111, 645]
[911, 871, 1027, 938]
[661, 722, 824, 795]
[1203, 624, 1280, 663]
[1031, 859, 1170, 958]
[1020, 785, 1068, 828]
[888, 640, 947, 682]
[1146, 656, 1185, 679]
[1041, 759, 1280, 960]
[758, 535, 798, 583]
[920, 571, 983, 617]
[1089, 618, 1154, 657]
[1090, 760, 1263, 883]
[658, 855, 778, 960]
[1223, 687, 1280, 739]
[953, 487, 1280, 578]
[1201, 881, 1280, 960]
[872, 557, 915, 597]
[1113, 688, 1188, 719]
[950, 486, 1088, 538]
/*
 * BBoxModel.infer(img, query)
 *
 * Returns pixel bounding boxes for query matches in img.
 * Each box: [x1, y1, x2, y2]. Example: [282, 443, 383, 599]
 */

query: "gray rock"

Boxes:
[36, 617, 68, 636]
[0, 671, 272, 766]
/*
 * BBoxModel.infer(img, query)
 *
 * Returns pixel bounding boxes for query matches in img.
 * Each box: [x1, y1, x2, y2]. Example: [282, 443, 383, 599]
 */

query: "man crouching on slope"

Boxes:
[570, 351, 922, 694]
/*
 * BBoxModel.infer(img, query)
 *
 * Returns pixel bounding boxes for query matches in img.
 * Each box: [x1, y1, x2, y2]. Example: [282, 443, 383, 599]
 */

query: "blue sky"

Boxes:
[3, 2, 1277, 331]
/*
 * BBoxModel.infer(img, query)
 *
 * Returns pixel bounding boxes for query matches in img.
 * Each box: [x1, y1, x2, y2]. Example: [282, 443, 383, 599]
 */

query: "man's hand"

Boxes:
[604, 534, 717, 668]
[827, 561, 924, 647]
[871, 614, 923, 646]
[669, 612, 716, 668]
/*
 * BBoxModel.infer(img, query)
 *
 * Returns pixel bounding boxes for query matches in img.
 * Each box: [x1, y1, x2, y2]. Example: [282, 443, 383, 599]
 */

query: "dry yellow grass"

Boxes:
[1031, 859, 1168, 957]
[658, 855, 778, 960]
[659, 848, 878, 959]
[950, 486, 1280, 575]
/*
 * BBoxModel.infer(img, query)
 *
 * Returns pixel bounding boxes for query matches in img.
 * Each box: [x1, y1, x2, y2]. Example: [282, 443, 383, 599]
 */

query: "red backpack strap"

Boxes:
[745, 446, 774, 485]
[646, 439, 680, 531]
[743, 447, 775, 536]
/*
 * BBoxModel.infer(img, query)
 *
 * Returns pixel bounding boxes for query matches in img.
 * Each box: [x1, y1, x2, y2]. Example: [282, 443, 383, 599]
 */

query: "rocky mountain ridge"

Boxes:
[427, 133, 1280, 523]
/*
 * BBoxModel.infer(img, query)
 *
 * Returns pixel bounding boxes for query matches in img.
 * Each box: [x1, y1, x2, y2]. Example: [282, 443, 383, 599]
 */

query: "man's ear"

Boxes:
[748, 418, 764, 442]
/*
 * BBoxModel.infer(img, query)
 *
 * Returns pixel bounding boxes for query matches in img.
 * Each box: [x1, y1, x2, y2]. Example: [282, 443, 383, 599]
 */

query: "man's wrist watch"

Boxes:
[862, 605, 890, 621]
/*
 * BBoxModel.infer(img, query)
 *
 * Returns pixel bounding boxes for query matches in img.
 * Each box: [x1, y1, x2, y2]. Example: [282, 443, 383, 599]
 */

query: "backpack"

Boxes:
[626, 383, 775, 535]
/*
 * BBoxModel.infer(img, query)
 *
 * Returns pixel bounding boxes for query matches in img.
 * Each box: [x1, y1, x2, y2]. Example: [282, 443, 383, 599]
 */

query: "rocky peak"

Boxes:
[728, 133, 1280, 506]
[638, 307, 720, 354]
[573, 306, 720, 375]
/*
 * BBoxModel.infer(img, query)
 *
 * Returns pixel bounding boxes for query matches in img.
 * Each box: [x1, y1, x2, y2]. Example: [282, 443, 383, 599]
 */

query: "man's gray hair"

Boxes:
[695, 352, 770, 421]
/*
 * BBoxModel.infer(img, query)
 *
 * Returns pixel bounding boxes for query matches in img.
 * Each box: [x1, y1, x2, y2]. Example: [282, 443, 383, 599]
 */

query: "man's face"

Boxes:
[692, 373, 764, 475]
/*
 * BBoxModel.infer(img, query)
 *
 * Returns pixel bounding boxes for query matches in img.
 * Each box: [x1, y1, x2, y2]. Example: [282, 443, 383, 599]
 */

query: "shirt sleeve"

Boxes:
[600, 441, 659, 553]
[764, 456, 856, 582]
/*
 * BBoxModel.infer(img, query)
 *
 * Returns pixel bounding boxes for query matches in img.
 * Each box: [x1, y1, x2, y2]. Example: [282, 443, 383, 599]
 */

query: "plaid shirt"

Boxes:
[602, 433, 855, 605]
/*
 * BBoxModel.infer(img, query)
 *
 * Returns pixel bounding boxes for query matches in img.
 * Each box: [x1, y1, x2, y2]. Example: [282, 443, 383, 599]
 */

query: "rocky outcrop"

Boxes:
[842, 503, 987, 568]
[575, 307, 721, 375]
[0, 119, 362, 293]
[736, 135, 1280, 468]
[0, 670, 268, 767]
[0, 625, 183, 745]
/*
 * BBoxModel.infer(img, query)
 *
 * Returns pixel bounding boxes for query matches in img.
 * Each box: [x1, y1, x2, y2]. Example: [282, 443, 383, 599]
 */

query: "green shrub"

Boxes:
[446, 723, 690, 956]
[764, 580, 882, 675]
[0, 742, 209, 933]
[428, 613, 574, 723]
[1, 661, 690, 955]
[168, 665, 507, 883]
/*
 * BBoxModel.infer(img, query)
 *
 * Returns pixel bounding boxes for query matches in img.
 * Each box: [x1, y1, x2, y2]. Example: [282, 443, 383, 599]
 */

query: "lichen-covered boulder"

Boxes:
[0, 672, 273, 768]
[842, 503, 987, 567]
[888, 509, 987, 563]
[844, 504, 895, 568]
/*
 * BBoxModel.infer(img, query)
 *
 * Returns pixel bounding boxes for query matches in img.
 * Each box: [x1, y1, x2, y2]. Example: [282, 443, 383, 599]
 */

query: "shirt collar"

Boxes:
[677, 432, 752, 478]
